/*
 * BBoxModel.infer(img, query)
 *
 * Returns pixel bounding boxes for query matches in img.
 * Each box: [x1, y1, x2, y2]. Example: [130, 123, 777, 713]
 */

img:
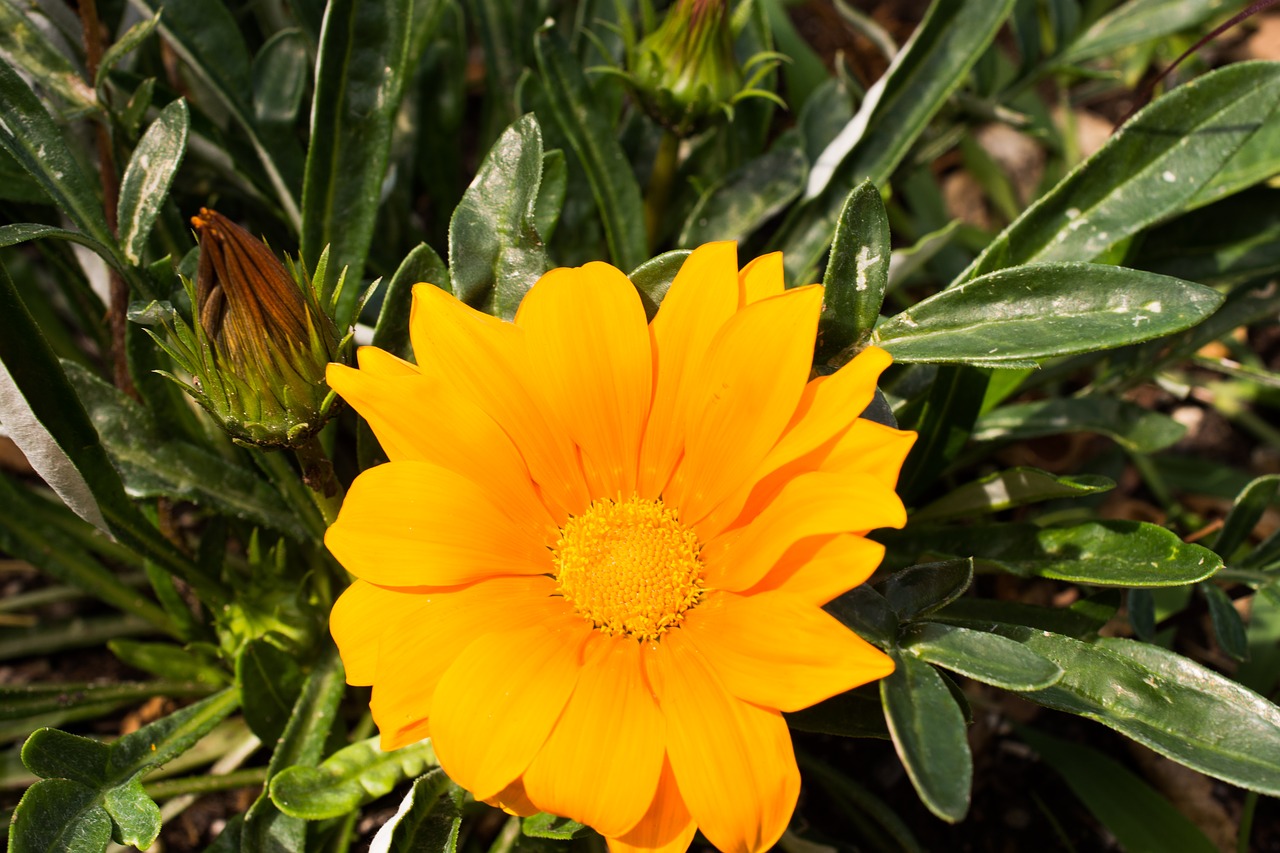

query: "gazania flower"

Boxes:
[325, 242, 915, 853]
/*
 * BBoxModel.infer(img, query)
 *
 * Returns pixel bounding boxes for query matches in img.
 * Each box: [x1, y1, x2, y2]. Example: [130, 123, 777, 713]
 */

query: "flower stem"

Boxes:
[644, 129, 681, 251]
[295, 436, 345, 527]
[144, 767, 267, 801]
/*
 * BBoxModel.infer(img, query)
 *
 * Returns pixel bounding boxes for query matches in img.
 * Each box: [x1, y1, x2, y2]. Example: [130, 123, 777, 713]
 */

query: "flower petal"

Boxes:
[648, 632, 799, 853]
[516, 264, 652, 497]
[737, 251, 784, 305]
[696, 346, 894, 537]
[744, 533, 886, 605]
[522, 634, 665, 837]
[409, 283, 590, 519]
[325, 461, 554, 587]
[485, 777, 540, 817]
[701, 470, 906, 592]
[329, 580, 431, 685]
[370, 576, 570, 749]
[821, 418, 918, 487]
[667, 286, 824, 527]
[638, 242, 740, 498]
[607, 757, 696, 853]
[325, 364, 553, 529]
[684, 590, 894, 712]
[430, 622, 591, 800]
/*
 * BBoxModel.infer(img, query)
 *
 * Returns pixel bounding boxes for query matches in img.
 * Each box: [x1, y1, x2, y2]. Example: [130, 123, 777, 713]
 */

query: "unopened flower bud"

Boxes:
[629, 0, 745, 134]
[145, 209, 349, 449]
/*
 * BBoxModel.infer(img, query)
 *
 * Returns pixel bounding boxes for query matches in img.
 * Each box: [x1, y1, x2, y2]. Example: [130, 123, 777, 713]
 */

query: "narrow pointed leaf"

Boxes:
[1212, 475, 1280, 560]
[369, 769, 463, 853]
[301, 0, 415, 315]
[448, 114, 549, 320]
[913, 468, 1115, 523]
[117, 99, 189, 265]
[0, 57, 113, 247]
[533, 26, 647, 273]
[774, 0, 1016, 279]
[881, 651, 971, 822]
[972, 397, 1186, 453]
[817, 179, 891, 361]
[679, 139, 808, 247]
[997, 630, 1280, 796]
[1019, 726, 1218, 853]
[629, 250, 690, 320]
[962, 62, 1280, 281]
[902, 622, 1063, 691]
[882, 521, 1221, 587]
[270, 737, 437, 820]
[878, 559, 974, 620]
[874, 263, 1224, 367]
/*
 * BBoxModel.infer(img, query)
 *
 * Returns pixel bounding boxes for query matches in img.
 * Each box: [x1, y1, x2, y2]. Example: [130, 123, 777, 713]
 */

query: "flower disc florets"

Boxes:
[554, 496, 705, 640]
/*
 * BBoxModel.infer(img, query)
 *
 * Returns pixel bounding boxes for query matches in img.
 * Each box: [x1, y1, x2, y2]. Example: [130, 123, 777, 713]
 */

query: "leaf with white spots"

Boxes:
[961, 61, 1280, 281]
[117, 99, 189, 265]
[873, 262, 1222, 367]
[818, 179, 890, 362]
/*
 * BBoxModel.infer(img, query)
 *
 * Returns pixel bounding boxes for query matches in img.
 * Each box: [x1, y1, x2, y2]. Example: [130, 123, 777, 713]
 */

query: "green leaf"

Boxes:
[133, 0, 300, 227]
[1201, 583, 1248, 662]
[901, 622, 1063, 691]
[897, 365, 990, 502]
[108, 639, 228, 687]
[521, 813, 588, 840]
[252, 29, 309, 127]
[972, 396, 1186, 453]
[912, 467, 1115, 522]
[1056, 0, 1234, 67]
[96, 11, 161, 89]
[102, 775, 161, 849]
[534, 149, 567, 244]
[0, 261, 204, 595]
[629, 250, 690, 321]
[996, 630, 1280, 796]
[0, 56, 114, 248]
[817, 180, 891, 362]
[774, 0, 1016, 279]
[963, 62, 1280, 280]
[0, 1, 96, 112]
[1212, 475, 1280, 560]
[826, 585, 899, 648]
[877, 558, 974, 621]
[1019, 726, 1218, 853]
[1238, 587, 1280, 695]
[679, 138, 808, 247]
[785, 685, 890, 740]
[13, 689, 238, 852]
[0, 472, 179, 637]
[937, 595, 1116, 638]
[369, 768, 463, 853]
[243, 644, 345, 850]
[117, 98, 189, 265]
[301, 0, 414, 316]
[63, 362, 311, 541]
[533, 25, 647, 273]
[271, 737, 436, 821]
[874, 263, 1224, 367]
[7, 779, 112, 853]
[374, 244, 450, 360]
[448, 114, 550, 320]
[883, 520, 1221, 587]
[0, 681, 212, 724]
[236, 638, 305, 745]
[0, 223, 117, 264]
[880, 651, 971, 822]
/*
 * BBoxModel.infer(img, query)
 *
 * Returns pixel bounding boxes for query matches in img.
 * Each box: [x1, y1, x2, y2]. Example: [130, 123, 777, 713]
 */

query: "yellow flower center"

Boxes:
[553, 496, 705, 640]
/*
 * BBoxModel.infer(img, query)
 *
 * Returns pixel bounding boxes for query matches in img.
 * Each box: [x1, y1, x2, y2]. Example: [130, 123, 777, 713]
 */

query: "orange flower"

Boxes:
[325, 242, 915, 853]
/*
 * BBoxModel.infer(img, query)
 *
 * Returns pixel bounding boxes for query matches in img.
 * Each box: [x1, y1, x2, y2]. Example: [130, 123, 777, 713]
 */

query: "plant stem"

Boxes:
[143, 767, 268, 801]
[644, 129, 681, 251]
[78, 0, 137, 401]
[295, 436, 345, 527]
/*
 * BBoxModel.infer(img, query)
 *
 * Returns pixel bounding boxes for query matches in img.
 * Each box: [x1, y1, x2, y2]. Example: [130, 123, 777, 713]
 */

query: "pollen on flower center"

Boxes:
[552, 495, 704, 641]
